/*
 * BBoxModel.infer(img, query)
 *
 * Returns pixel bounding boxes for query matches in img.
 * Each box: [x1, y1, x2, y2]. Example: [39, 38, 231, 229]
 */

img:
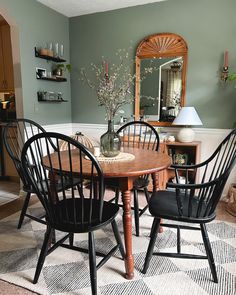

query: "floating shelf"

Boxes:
[38, 99, 68, 103]
[34, 47, 66, 63]
[37, 76, 67, 82]
[37, 91, 68, 103]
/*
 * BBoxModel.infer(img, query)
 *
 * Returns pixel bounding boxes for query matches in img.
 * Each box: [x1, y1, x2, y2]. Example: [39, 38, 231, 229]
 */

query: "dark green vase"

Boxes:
[100, 120, 121, 157]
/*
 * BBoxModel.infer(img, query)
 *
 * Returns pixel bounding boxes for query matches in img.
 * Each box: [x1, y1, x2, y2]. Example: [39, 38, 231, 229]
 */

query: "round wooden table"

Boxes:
[46, 147, 171, 279]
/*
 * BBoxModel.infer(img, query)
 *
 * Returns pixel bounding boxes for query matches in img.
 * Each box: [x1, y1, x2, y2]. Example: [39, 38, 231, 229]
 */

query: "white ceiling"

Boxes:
[37, 0, 166, 17]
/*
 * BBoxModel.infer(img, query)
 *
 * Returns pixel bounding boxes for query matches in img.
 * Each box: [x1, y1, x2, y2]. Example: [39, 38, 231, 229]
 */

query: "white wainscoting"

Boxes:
[42, 123, 236, 197]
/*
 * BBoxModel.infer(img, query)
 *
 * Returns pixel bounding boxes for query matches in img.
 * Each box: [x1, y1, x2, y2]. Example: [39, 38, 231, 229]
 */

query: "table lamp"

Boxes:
[172, 107, 203, 142]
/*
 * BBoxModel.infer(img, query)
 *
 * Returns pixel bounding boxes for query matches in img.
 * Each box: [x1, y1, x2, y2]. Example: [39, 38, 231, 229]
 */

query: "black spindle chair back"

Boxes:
[3, 119, 47, 190]
[168, 128, 236, 221]
[21, 132, 104, 231]
[3, 119, 50, 228]
[117, 120, 159, 151]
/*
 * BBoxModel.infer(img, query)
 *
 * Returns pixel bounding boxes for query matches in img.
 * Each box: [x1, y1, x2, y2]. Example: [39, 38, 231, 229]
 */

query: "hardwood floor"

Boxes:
[0, 180, 20, 206]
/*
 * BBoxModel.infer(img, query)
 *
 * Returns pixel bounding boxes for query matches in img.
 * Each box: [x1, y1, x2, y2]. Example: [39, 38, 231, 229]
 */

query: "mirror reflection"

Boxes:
[134, 33, 188, 126]
[140, 57, 183, 122]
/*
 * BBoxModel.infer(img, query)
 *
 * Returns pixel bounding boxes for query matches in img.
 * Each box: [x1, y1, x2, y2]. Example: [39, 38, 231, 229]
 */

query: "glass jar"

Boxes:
[100, 120, 121, 157]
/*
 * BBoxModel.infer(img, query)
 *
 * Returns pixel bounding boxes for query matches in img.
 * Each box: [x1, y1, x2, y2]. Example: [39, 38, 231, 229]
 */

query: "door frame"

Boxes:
[0, 9, 24, 118]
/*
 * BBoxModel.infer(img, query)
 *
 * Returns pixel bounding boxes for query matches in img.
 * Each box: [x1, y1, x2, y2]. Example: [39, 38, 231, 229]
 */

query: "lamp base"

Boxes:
[177, 128, 195, 142]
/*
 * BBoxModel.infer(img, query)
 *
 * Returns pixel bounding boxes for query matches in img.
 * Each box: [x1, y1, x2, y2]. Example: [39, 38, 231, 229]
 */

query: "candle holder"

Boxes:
[221, 50, 229, 82]
[221, 66, 229, 82]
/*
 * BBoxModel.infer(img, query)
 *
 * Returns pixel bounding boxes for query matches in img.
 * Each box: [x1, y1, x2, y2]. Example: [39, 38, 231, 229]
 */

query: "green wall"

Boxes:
[70, 0, 236, 128]
[0, 0, 71, 125]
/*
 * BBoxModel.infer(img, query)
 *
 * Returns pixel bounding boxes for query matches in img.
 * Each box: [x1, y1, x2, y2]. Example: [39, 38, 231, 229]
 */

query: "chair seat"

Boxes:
[52, 198, 120, 233]
[149, 190, 215, 223]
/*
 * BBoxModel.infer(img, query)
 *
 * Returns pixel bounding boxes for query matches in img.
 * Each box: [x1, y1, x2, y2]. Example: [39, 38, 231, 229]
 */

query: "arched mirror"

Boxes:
[134, 33, 188, 126]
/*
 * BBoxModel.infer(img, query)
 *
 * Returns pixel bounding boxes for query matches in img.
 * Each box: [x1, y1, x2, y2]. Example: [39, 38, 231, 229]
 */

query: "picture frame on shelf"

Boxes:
[36, 67, 47, 79]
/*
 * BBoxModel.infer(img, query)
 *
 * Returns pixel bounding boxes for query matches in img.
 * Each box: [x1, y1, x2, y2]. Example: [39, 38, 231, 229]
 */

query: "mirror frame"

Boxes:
[134, 32, 188, 126]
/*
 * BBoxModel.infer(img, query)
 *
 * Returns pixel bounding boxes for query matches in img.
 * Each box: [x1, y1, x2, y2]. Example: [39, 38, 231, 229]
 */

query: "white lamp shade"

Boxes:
[172, 107, 203, 126]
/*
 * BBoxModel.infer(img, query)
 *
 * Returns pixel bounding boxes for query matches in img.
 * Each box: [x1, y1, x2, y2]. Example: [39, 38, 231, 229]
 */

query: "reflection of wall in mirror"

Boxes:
[140, 58, 162, 116]
[140, 57, 182, 121]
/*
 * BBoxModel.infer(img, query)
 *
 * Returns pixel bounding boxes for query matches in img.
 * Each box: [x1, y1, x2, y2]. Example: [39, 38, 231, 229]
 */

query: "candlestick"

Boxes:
[221, 66, 229, 82]
[221, 50, 229, 82]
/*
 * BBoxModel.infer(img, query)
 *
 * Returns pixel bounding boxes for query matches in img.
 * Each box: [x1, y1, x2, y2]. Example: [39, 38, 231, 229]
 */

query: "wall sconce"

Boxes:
[221, 50, 229, 82]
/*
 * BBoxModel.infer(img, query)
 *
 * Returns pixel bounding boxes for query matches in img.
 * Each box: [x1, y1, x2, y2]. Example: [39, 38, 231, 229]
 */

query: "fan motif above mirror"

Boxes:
[135, 33, 188, 126]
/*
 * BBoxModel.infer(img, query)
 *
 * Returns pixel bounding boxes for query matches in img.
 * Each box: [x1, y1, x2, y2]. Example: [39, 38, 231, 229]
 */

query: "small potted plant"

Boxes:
[53, 63, 71, 77]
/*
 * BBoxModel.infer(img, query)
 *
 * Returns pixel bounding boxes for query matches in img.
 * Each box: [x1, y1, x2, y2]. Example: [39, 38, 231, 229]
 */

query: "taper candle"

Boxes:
[105, 62, 109, 76]
[224, 50, 228, 68]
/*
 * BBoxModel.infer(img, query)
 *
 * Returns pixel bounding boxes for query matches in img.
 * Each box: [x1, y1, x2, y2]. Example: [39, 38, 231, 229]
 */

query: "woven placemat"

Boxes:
[96, 152, 135, 162]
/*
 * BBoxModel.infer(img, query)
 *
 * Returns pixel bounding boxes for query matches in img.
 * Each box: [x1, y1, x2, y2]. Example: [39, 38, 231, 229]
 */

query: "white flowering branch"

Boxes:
[80, 48, 158, 121]
[80, 49, 136, 121]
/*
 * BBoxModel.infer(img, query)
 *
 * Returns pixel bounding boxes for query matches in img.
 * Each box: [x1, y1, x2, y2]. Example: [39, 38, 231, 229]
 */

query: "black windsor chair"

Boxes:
[21, 132, 125, 295]
[142, 128, 236, 283]
[3, 118, 80, 229]
[108, 120, 160, 236]
[3, 119, 48, 228]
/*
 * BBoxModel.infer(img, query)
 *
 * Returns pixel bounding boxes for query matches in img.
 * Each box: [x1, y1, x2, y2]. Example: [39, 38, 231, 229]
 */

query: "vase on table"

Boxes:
[100, 120, 121, 157]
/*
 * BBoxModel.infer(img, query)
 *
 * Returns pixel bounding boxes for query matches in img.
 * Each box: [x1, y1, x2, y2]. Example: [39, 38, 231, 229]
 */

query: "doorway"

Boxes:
[0, 13, 20, 205]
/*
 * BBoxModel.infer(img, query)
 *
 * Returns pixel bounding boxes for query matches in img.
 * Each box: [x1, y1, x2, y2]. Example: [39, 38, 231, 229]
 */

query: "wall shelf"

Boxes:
[34, 47, 66, 63]
[37, 91, 67, 103]
[37, 76, 67, 82]
[38, 99, 68, 103]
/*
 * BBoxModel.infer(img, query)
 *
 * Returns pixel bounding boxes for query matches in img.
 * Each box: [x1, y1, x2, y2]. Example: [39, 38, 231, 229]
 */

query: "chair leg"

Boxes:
[200, 224, 218, 283]
[88, 232, 97, 295]
[33, 226, 53, 284]
[69, 233, 74, 247]
[149, 217, 156, 237]
[51, 229, 56, 244]
[111, 220, 125, 259]
[115, 188, 119, 205]
[133, 189, 140, 236]
[177, 226, 181, 254]
[18, 192, 31, 229]
[142, 218, 160, 274]
[144, 187, 150, 204]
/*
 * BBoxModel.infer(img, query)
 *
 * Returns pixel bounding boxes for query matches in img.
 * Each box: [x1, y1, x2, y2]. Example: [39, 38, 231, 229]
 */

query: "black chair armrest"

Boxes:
[166, 179, 218, 190]
[170, 162, 205, 170]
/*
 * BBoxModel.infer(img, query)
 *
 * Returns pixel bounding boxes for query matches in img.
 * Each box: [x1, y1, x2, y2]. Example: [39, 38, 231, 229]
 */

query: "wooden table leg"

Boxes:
[121, 189, 134, 280]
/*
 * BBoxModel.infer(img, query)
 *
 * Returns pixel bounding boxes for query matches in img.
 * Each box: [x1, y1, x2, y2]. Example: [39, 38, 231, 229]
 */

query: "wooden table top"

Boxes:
[44, 147, 171, 179]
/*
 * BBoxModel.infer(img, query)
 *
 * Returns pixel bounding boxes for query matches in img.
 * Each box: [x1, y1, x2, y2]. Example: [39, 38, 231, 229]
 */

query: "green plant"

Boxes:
[53, 63, 71, 77]
[57, 63, 71, 72]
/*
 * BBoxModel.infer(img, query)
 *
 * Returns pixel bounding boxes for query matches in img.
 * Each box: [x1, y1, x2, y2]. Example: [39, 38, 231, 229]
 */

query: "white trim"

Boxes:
[41, 123, 232, 138]
[36, 123, 236, 198]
